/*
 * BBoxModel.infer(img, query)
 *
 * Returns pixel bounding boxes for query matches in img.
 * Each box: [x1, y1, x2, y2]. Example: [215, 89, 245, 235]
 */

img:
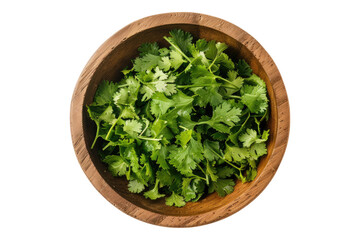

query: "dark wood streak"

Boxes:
[70, 12, 290, 227]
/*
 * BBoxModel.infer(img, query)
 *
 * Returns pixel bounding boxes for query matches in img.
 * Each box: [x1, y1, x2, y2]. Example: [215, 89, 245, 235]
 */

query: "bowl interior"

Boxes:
[82, 24, 277, 216]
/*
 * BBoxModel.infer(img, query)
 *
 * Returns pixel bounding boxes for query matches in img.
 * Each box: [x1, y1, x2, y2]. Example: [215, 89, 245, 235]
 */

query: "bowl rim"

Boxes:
[70, 12, 290, 227]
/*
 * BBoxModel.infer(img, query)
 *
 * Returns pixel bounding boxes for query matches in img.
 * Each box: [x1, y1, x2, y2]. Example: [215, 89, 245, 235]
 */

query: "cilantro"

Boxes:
[87, 29, 270, 207]
[143, 179, 165, 200]
[165, 192, 186, 207]
[128, 179, 145, 193]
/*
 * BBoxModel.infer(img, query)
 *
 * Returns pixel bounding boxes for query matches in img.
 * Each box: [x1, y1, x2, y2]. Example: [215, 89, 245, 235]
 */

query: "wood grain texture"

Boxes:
[70, 12, 290, 227]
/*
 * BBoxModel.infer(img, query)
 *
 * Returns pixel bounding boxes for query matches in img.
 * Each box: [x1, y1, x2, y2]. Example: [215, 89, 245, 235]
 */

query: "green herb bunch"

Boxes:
[87, 29, 270, 207]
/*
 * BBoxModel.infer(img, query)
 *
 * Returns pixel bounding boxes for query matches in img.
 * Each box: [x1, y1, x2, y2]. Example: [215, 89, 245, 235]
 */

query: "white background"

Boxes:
[1, 0, 359, 239]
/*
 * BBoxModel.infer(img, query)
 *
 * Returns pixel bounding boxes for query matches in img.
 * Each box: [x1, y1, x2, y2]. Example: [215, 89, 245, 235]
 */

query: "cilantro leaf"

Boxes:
[224, 145, 250, 162]
[138, 42, 159, 56]
[169, 50, 184, 70]
[93, 81, 119, 105]
[165, 192, 186, 207]
[238, 59, 253, 77]
[176, 129, 193, 148]
[123, 120, 142, 138]
[168, 29, 193, 56]
[150, 93, 175, 117]
[128, 179, 145, 193]
[238, 128, 258, 147]
[133, 54, 161, 72]
[143, 179, 165, 200]
[208, 178, 235, 197]
[102, 155, 129, 177]
[151, 145, 170, 169]
[169, 138, 203, 174]
[241, 85, 268, 114]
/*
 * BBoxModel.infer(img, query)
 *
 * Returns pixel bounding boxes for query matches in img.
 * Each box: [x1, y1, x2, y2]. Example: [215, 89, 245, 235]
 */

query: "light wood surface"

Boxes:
[70, 12, 290, 227]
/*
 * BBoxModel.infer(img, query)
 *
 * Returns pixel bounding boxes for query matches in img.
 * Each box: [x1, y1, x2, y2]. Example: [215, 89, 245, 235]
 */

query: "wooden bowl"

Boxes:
[70, 12, 290, 227]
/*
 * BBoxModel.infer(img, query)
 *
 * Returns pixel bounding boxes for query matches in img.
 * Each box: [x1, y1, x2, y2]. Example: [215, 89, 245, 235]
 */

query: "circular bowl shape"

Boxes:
[70, 12, 290, 227]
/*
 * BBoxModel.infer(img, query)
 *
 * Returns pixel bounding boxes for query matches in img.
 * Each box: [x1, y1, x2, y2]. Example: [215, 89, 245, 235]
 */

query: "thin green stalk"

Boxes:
[216, 76, 240, 89]
[179, 125, 189, 131]
[105, 117, 121, 140]
[260, 108, 268, 122]
[223, 159, 242, 171]
[91, 122, 100, 149]
[226, 95, 242, 100]
[138, 136, 162, 141]
[196, 164, 208, 183]
[118, 83, 130, 88]
[197, 164, 206, 176]
[208, 53, 221, 72]
[177, 84, 221, 89]
[163, 36, 191, 62]
[191, 174, 207, 182]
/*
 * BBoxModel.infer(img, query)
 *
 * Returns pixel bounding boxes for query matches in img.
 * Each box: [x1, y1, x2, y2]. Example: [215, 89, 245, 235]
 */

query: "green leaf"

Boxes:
[238, 59, 252, 78]
[217, 166, 235, 178]
[133, 54, 161, 72]
[224, 145, 249, 162]
[140, 85, 155, 102]
[168, 29, 193, 56]
[181, 178, 197, 201]
[102, 155, 129, 176]
[203, 140, 221, 161]
[169, 138, 203, 174]
[239, 128, 258, 147]
[151, 145, 170, 169]
[195, 39, 208, 51]
[217, 53, 235, 70]
[241, 85, 268, 114]
[93, 81, 119, 105]
[87, 104, 116, 125]
[150, 93, 175, 117]
[156, 168, 177, 187]
[158, 56, 171, 71]
[169, 50, 184, 70]
[245, 74, 266, 88]
[249, 142, 268, 159]
[123, 120, 143, 137]
[165, 192, 186, 207]
[143, 179, 165, 200]
[201, 102, 242, 133]
[138, 42, 159, 56]
[128, 179, 145, 193]
[153, 66, 168, 81]
[206, 161, 218, 182]
[176, 129, 193, 148]
[208, 178, 235, 197]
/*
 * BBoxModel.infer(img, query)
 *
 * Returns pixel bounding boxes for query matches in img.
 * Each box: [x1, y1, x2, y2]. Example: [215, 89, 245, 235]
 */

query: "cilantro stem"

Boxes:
[91, 122, 100, 149]
[179, 125, 189, 131]
[260, 108, 268, 122]
[208, 55, 219, 72]
[191, 173, 207, 181]
[197, 164, 206, 174]
[163, 36, 192, 62]
[177, 84, 221, 89]
[138, 136, 162, 141]
[240, 108, 250, 117]
[196, 164, 207, 182]
[226, 95, 242, 99]
[223, 159, 242, 171]
[118, 83, 130, 88]
[207, 142, 243, 171]
[105, 117, 121, 140]
[216, 76, 241, 89]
